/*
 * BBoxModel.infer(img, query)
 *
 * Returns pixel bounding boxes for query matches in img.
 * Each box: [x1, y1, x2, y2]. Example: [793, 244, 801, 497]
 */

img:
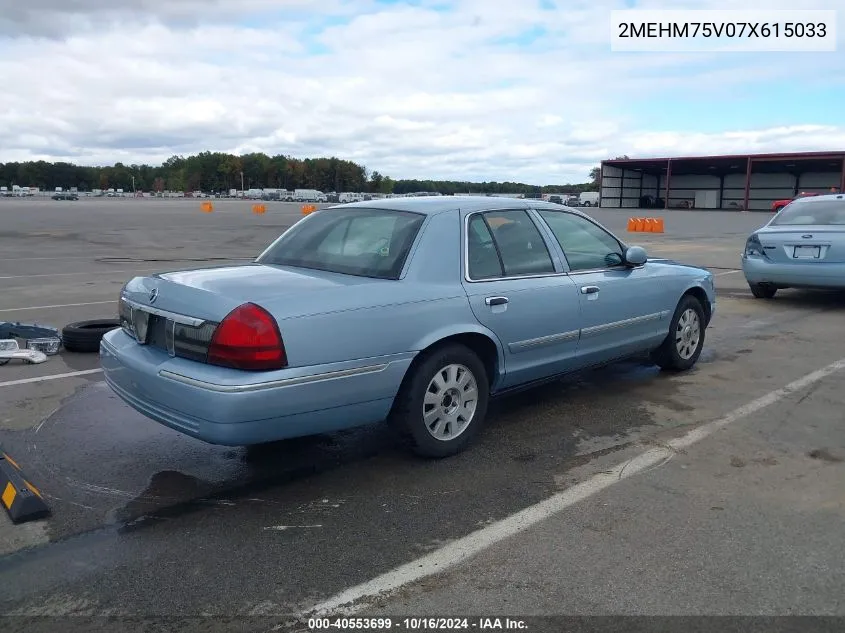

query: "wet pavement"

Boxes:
[1, 199, 843, 626]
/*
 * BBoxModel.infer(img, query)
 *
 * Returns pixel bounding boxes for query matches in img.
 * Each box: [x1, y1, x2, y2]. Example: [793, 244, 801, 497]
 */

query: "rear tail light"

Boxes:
[207, 303, 287, 370]
[118, 294, 134, 336]
[745, 234, 765, 257]
[168, 321, 216, 362]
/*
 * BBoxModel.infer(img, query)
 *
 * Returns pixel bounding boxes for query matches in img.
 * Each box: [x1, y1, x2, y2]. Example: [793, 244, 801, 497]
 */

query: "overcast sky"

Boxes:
[0, 0, 843, 184]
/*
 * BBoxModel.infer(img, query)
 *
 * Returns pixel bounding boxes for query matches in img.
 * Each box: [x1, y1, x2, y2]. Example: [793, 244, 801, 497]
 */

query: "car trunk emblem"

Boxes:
[149, 288, 158, 303]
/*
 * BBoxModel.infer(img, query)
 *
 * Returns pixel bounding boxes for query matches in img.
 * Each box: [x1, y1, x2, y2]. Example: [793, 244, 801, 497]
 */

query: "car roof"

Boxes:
[329, 195, 593, 217]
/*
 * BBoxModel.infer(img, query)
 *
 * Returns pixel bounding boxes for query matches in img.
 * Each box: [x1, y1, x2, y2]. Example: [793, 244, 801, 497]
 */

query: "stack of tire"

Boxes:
[61, 319, 121, 353]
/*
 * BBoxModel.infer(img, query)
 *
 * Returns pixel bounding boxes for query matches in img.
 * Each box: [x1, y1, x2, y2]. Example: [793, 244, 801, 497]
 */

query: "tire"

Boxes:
[61, 319, 121, 353]
[389, 343, 490, 458]
[749, 283, 777, 299]
[650, 295, 706, 372]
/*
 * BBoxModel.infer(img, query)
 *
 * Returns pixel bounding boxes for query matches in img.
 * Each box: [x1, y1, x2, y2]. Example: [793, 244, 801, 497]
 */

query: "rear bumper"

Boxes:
[741, 255, 845, 288]
[100, 329, 413, 445]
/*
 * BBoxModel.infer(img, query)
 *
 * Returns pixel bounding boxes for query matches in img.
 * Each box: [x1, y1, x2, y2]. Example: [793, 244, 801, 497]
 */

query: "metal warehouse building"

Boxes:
[600, 151, 845, 211]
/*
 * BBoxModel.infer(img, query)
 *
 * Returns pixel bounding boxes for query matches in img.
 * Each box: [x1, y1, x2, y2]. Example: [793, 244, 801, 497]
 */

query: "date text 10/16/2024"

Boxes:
[308, 617, 528, 630]
[609, 9, 837, 52]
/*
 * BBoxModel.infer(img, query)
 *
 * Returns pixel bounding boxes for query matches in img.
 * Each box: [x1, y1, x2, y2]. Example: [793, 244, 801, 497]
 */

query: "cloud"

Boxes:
[0, 0, 843, 184]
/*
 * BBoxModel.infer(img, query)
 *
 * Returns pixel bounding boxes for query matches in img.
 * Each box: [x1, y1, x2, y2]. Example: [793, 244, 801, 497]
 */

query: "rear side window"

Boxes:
[466, 210, 555, 279]
[467, 215, 503, 279]
[772, 199, 845, 225]
[257, 208, 425, 279]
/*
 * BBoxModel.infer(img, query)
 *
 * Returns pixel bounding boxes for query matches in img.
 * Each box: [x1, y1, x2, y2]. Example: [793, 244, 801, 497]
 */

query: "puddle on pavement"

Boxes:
[0, 355, 709, 543]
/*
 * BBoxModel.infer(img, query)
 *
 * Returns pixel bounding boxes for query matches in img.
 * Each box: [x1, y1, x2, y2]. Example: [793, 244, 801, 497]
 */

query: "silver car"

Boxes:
[101, 197, 715, 457]
[742, 193, 845, 298]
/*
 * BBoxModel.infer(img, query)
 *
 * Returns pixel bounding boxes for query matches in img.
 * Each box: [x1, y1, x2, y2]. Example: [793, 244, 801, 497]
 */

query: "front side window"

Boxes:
[466, 209, 555, 279]
[537, 210, 624, 271]
[772, 199, 845, 225]
[257, 208, 425, 279]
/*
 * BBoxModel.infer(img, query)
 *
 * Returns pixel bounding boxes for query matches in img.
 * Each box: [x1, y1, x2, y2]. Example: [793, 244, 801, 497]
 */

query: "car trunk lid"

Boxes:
[118, 263, 394, 365]
[757, 225, 845, 264]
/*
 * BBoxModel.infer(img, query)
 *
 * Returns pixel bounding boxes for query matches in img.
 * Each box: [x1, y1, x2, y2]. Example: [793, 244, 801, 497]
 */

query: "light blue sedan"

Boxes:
[100, 197, 715, 457]
[742, 193, 845, 298]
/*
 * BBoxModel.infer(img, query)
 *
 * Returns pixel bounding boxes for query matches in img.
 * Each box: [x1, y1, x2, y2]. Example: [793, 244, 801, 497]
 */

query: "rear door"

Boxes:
[533, 209, 672, 367]
[461, 208, 582, 389]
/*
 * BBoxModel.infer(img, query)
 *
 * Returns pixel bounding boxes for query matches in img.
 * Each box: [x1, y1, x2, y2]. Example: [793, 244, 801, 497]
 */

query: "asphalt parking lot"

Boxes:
[0, 198, 843, 629]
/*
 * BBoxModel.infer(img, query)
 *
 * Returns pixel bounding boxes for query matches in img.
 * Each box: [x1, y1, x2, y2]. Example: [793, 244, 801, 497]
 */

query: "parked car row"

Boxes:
[545, 194, 601, 207]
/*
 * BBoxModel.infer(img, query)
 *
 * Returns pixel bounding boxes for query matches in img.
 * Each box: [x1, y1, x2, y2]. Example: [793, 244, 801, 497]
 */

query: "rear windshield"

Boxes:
[256, 207, 426, 279]
[772, 199, 845, 225]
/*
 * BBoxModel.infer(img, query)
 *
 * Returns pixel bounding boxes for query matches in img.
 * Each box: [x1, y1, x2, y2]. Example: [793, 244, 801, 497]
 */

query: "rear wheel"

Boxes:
[749, 283, 777, 299]
[650, 295, 705, 372]
[389, 344, 489, 458]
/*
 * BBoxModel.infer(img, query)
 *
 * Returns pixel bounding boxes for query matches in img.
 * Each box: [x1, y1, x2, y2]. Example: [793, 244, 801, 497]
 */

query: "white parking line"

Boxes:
[302, 357, 845, 617]
[0, 368, 103, 388]
[0, 268, 160, 280]
[715, 270, 741, 276]
[0, 255, 112, 261]
[0, 300, 115, 313]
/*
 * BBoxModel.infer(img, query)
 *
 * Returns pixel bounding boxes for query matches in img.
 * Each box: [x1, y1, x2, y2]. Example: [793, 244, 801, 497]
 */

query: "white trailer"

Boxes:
[579, 191, 600, 206]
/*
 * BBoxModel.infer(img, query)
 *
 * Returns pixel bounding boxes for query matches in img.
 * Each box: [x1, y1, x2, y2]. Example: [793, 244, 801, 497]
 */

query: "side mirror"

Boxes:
[624, 245, 647, 266]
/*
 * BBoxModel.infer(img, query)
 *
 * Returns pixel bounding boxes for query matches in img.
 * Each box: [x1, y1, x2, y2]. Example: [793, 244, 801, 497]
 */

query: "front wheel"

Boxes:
[389, 344, 489, 458]
[650, 295, 706, 372]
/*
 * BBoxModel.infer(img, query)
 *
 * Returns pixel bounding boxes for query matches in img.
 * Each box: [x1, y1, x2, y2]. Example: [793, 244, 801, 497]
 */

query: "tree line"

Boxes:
[0, 151, 603, 195]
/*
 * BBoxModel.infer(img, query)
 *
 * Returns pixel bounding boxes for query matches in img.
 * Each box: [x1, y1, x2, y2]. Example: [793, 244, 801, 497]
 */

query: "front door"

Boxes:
[462, 209, 582, 389]
[533, 209, 668, 367]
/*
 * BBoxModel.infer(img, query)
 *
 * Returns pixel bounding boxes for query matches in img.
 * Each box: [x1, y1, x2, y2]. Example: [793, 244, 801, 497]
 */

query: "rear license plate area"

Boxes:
[146, 314, 169, 349]
[131, 310, 170, 351]
[793, 245, 821, 259]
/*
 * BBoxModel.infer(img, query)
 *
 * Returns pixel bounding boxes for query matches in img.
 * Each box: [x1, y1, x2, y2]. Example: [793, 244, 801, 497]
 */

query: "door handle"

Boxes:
[580, 286, 600, 294]
[485, 296, 509, 306]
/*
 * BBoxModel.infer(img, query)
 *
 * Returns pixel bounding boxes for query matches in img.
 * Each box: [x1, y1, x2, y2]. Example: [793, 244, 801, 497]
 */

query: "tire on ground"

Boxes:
[650, 294, 706, 372]
[389, 343, 490, 458]
[61, 319, 121, 353]
[749, 283, 777, 299]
